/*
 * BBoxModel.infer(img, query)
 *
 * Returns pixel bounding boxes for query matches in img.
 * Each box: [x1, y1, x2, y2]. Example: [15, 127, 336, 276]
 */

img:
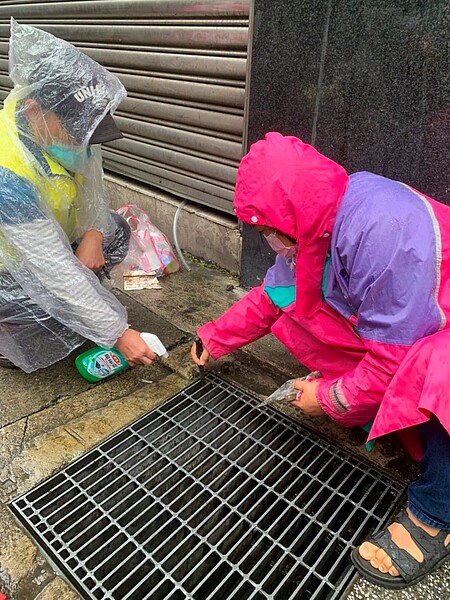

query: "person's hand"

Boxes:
[115, 328, 157, 367]
[291, 379, 325, 417]
[75, 229, 105, 272]
[190, 341, 210, 366]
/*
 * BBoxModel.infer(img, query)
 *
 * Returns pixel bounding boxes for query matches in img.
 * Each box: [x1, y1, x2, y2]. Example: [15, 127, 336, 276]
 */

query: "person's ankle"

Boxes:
[406, 509, 440, 536]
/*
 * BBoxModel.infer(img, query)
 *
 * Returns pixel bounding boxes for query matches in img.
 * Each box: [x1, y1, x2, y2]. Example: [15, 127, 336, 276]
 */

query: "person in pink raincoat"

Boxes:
[191, 132, 450, 589]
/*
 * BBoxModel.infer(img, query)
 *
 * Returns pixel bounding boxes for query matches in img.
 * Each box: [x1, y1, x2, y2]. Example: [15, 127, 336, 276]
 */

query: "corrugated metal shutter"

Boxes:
[0, 1, 250, 213]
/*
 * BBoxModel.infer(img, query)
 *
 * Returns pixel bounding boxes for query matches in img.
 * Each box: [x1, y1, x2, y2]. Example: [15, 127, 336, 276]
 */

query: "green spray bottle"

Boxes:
[75, 332, 168, 383]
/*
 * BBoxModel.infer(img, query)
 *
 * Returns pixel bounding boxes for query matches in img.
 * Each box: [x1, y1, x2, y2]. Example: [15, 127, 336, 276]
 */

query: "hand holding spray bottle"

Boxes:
[75, 332, 168, 382]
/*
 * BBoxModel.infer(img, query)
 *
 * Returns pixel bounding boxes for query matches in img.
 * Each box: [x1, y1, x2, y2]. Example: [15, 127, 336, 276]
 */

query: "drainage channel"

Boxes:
[10, 374, 405, 600]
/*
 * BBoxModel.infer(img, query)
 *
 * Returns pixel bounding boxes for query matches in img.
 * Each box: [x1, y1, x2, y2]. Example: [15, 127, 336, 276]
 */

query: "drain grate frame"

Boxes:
[10, 373, 405, 600]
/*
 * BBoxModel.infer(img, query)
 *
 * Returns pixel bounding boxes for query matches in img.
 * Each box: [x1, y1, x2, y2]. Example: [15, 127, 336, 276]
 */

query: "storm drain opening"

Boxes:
[10, 374, 405, 600]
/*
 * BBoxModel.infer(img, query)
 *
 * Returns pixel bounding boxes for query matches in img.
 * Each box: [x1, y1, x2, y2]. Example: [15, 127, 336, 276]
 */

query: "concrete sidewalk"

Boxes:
[0, 261, 448, 600]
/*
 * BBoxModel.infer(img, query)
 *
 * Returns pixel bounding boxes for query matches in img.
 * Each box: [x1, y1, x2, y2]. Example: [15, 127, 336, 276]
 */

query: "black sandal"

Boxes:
[350, 509, 450, 589]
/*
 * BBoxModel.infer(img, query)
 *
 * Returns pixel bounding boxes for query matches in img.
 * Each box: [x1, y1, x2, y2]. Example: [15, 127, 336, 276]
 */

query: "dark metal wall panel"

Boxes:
[240, 0, 450, 287]
[0, 1, 250, 213]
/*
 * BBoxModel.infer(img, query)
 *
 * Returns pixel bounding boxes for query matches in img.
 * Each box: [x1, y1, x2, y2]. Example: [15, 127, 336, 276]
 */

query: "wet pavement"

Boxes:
[0, 261, 448, 600]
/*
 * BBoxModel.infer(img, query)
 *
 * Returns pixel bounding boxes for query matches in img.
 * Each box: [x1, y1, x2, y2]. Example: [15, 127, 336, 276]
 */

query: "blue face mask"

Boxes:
[44, 144, 92, 172]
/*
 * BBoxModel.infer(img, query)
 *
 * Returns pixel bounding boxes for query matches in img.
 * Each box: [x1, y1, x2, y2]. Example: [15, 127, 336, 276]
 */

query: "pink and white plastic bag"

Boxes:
[115, 204, 180, 277]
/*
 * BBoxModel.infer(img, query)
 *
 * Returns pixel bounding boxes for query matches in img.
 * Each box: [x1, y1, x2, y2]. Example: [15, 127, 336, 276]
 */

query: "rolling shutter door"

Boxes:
[0, 1, 250, 213]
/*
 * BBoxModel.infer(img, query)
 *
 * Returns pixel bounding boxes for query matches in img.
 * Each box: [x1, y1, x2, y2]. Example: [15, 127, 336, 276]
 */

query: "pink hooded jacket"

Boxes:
[198, 133, 450, 455]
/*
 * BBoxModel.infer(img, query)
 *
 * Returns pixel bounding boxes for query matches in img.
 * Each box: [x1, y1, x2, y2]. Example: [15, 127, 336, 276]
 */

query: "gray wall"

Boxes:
[241, 0, 450, 286]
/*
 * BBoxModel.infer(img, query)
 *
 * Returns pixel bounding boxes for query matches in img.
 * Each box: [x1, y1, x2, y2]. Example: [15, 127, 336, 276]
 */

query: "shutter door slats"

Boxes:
[108, 138, 236, 183]
[116, 118, 242, 161]
[104, 155, 235, 211]
[0, 1, 249, 19]
[118, 73, 245, 108]
[83, 49, 246, 80]
[0, 24, 248, 51]
[120, 97, 243, 137]
[0, 1, 249, 213]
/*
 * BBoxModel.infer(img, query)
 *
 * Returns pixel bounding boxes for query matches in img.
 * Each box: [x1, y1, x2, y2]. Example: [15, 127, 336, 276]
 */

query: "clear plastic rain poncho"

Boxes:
[0, 19, 129, 372]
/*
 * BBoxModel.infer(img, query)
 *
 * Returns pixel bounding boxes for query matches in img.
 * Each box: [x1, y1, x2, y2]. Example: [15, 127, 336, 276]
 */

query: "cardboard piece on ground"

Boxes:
[123, 270, 162, 291]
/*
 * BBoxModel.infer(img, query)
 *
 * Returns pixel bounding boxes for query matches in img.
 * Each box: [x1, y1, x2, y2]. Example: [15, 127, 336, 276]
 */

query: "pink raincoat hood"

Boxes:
[234, 132, 349, 317]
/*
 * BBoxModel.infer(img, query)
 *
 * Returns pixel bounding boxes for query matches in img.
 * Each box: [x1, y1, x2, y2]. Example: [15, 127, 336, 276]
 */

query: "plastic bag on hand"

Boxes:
[115, 204, 180, 277]
[258, 371, 322, 408]
[259, 379, 298, 407]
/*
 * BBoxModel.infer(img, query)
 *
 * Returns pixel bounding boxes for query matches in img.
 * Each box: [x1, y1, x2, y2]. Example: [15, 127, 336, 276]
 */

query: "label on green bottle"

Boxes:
[83, 350, 125, 379]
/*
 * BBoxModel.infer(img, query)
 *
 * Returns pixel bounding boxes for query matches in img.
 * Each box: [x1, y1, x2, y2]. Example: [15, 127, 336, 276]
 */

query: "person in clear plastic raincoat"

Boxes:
[0, 19, 156, 371]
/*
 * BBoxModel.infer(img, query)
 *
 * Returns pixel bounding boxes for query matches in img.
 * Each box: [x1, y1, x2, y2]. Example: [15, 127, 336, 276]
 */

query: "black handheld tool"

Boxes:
[194, 336, 206, 384]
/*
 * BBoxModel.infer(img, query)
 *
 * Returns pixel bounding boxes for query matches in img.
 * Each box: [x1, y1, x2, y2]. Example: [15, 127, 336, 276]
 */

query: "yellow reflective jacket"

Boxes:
[0, 100, 80, 240]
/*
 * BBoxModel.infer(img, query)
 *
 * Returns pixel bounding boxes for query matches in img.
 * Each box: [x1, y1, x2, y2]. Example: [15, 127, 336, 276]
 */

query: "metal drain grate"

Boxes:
[10, 374, 405, 600]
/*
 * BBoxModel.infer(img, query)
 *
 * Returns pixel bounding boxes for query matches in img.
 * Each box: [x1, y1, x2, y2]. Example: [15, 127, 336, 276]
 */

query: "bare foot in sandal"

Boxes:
[359, 508, 450, 577]
[351, 508, 450, 589]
